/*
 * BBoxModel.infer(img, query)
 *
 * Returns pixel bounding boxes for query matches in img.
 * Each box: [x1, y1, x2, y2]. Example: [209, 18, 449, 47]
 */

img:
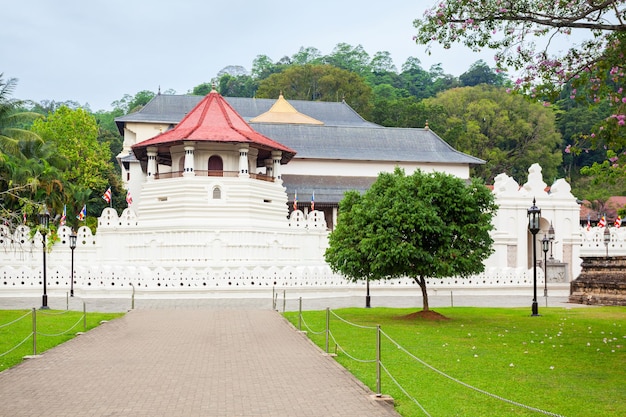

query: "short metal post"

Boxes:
[298, 297, 302, 331]
[450, 291, 454, 307]
[32, 308, 37, 355]
[376, 325, 382, 397]
[282, 290, 286, 313]
[130, 283, 135, 310]
[325, 307, 330, 354]
[83, 302, 87, 332]
[272, 286, 276, 310]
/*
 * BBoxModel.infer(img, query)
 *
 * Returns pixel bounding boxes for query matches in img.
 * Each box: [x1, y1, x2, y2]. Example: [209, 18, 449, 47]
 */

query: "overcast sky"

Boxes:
[3, 0, 500, 111]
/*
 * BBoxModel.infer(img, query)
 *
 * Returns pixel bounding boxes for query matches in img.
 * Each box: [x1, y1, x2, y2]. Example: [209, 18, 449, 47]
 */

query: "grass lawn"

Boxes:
[284, 306, 626, 417]
[0, 309, 124, 372]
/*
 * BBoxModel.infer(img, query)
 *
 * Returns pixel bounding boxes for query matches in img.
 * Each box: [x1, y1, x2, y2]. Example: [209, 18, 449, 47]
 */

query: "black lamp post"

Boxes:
[527, 198, 541, 317]
[541, 234, 549, 298]
[39, 209, 50, 310]
[365, 277, 371, 308]
[548, 222, 555, 260]
[604, 226, 611, 257]
[69, 232, 77, 297]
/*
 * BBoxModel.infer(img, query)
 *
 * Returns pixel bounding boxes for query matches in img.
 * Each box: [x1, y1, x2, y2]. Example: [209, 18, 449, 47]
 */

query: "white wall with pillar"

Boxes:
[183, 142, 196, 176]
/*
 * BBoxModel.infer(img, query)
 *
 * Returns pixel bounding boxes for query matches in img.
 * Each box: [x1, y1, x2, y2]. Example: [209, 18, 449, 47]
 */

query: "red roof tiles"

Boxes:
[132, 91, 295, 164]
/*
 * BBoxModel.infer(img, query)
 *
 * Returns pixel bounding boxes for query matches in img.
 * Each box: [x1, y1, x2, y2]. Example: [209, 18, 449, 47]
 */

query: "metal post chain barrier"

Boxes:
[378, 329, 566, 417]
[298, 297, 302, 331]
[379, 361, 432, 417]
[292, 300, 566, 417]
[32, 308, 36, 355]
[0, 311, 31, 329]
[325, 307, 330, 354]
[376, 325, 381, 397]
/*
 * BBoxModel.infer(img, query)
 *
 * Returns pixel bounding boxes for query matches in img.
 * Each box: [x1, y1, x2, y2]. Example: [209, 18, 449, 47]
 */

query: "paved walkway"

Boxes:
[0, 289, 589, 417]
[0, 307, 399, 417]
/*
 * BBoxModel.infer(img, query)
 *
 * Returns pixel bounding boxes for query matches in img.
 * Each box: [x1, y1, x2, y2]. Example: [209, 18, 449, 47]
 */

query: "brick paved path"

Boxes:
[0, 309, 399, 417]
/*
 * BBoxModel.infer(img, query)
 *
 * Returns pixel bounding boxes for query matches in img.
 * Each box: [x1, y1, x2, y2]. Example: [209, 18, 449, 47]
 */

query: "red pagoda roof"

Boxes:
[131, 90, 296, 165]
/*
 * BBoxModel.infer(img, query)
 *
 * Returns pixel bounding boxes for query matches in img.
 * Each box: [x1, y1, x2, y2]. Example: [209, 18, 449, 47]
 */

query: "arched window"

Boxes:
[208, 155, 223, 176]
[212, 186, 222, 199]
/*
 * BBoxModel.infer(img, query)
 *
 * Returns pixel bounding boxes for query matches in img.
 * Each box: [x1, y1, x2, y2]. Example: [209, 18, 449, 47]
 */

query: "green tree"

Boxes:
[256, 64, 373, 118]
[412, 1, 626, 180]
[0, 74, 42, 157]
[424, 85, 563, 183]
[325, 168, 497, 312]
[291, 47, 323, 65]
[30, 106, 117, 218]
[459, 60, 507, 87]
[323, 43, 371, 76]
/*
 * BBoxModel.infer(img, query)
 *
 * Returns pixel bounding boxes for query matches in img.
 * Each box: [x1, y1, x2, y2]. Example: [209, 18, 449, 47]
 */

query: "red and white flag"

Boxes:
[60, 205, 67, 226]
[615, 216, 622, 228]
[586, 217, 591, 231]
[102, 187, 112, 204]
[598, 216, 606, 228]
[126, 190, 133, 205]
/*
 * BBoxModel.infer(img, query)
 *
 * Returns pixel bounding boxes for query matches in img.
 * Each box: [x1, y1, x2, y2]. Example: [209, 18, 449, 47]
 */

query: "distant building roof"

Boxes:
[117, 94, 484, 166]
[115, 94, 380, 134]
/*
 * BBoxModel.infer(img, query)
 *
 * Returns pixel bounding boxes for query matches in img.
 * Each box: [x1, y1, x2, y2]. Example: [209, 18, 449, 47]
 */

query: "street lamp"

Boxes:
[604, 226, 611, 257]
[541, 234, 549, 299]
[527, 198, 541, 317]
[69, 232, 77, 297]
[548, 222, 555, 260]
[38, 208, 50, 310]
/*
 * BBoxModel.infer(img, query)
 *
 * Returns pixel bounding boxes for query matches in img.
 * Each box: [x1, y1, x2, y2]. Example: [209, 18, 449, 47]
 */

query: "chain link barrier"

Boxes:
[291, 297, 567, 417]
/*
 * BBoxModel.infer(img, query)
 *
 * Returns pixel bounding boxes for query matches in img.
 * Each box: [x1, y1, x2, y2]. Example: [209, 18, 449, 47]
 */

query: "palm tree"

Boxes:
[0, 74, 42, 157]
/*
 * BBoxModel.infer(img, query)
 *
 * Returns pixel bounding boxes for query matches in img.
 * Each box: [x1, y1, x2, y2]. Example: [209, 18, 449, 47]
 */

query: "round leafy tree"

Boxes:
[325, 168, 498, 312]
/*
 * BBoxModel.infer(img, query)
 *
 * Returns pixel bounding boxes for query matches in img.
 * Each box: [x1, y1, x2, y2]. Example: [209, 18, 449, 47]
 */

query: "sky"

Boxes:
[2, 0, 500, 111]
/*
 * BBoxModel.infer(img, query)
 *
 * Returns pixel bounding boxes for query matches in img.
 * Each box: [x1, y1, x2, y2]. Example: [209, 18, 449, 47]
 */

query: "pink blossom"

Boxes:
[564, 145, 571, 154]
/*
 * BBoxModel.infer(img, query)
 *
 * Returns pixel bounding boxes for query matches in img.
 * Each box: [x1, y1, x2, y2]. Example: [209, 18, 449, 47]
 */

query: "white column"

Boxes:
[147, 147, 157, 181]
[272, 151, 282, 181]
[264, 159, 273, 178]
[238, 145, 249, 177]
[183, 142, 195, 177]
[332, 207, 338, 229]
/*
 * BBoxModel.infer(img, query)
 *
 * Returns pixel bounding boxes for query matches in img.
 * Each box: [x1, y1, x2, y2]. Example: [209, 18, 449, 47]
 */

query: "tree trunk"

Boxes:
[414, 276, 429, 311]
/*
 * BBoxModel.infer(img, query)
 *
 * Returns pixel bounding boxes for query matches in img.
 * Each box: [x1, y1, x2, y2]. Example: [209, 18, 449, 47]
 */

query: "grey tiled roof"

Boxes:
[282, 175, 375, 204]
[115, 94, 484, 165]
[115, 94, 377, 131]
[254, 124, 483, 164]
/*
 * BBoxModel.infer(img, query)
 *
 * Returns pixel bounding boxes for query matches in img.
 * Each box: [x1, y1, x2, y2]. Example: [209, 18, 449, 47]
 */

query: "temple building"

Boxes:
[1, 90, 620, 296]
[115, 91, 484, 229]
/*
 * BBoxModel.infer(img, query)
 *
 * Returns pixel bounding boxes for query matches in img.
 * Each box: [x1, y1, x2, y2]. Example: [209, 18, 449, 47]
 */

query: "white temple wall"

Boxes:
[2, 164, 624, 295]
[281, 159, 470, 179]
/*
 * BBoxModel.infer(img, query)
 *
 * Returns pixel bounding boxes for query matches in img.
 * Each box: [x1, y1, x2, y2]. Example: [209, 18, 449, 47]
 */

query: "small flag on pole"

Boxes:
[598, 215, 606, 228]
[102, 187, 112, 204]
[615, 216, 622, 228]
[77, 205, 86, 221]
[60, 205, 67, 226]
[586, 216, 591, 231]
[293, 191, 298, 211]
[126, 190, 133, 205]
[311, 191, 315, 211]
[23, 212, 26, 224]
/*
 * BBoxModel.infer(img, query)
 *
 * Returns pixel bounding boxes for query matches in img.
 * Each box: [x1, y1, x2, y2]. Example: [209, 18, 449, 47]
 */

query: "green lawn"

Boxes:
[284, 307, 626, 417]
[0, 309, 124, 372]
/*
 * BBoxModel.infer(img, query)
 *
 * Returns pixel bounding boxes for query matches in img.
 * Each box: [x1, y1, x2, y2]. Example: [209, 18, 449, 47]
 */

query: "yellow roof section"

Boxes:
[250, 94, 324, 125]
